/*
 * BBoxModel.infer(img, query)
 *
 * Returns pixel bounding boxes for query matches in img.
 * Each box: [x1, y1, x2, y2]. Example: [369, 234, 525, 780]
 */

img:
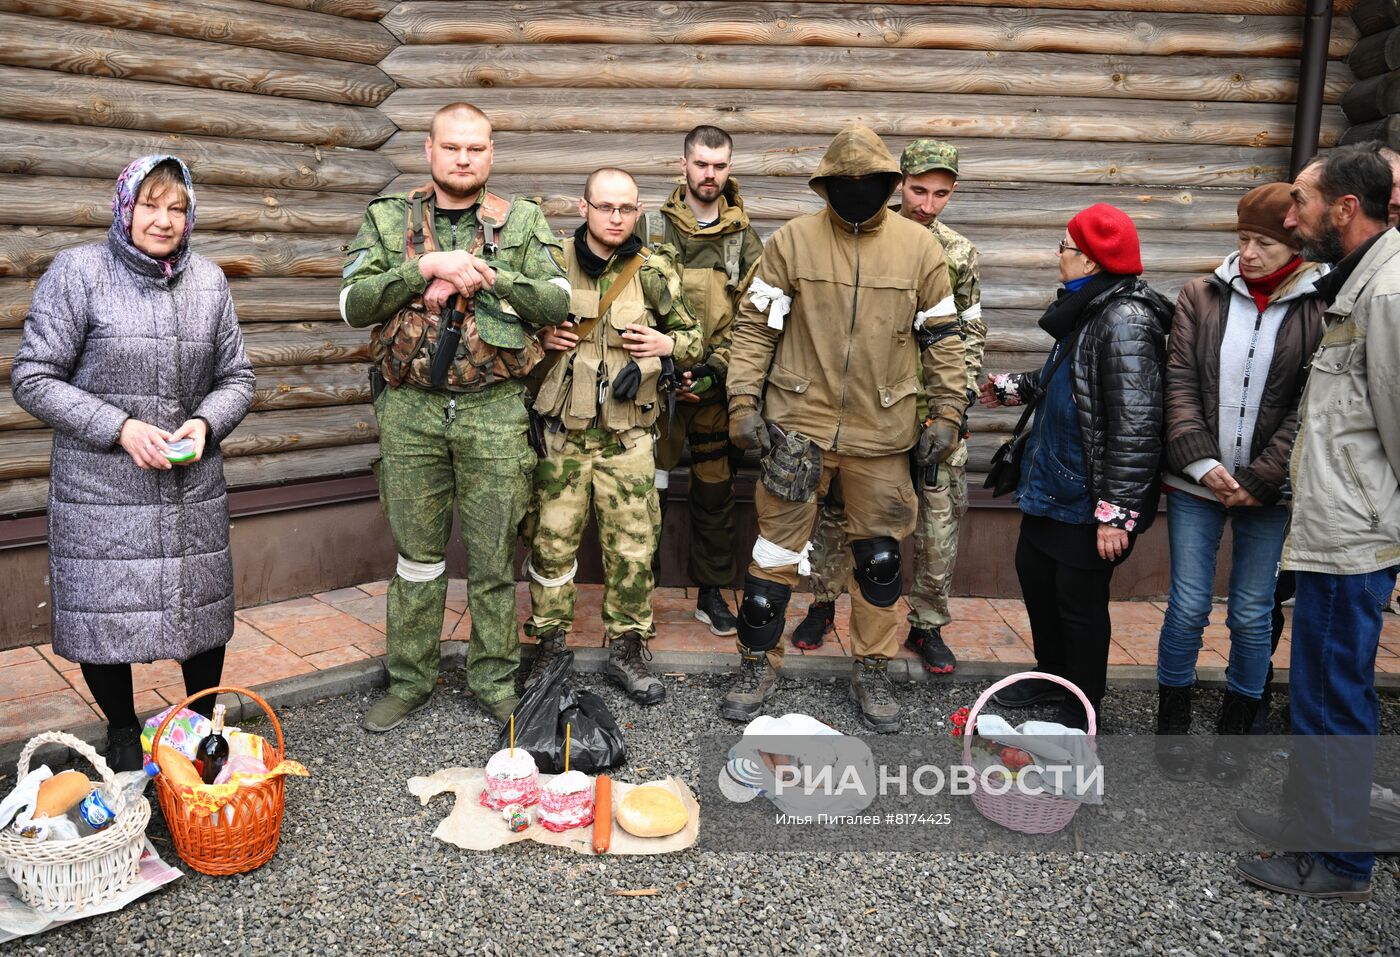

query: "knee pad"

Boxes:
[851, 537, 902, 607]
[737, 573, 792, 652]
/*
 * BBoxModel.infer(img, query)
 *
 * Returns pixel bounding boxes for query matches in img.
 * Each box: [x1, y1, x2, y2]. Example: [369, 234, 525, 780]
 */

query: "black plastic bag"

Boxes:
[498, 650, 627, 773]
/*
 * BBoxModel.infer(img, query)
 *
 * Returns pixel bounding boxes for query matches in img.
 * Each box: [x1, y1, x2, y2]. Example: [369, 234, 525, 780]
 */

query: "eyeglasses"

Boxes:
[1057, 240, 1083, 255]
[586, 200, 640, 218]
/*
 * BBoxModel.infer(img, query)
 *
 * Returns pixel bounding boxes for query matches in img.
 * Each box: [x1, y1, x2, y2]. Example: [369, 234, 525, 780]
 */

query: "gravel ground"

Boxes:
[8, 672, 1398, 957]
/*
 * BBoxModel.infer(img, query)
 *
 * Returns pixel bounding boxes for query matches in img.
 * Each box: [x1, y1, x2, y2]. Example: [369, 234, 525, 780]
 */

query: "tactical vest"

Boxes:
[533, 239, 663, 432]
[369, 185, 544, 392]
[644, 210, 743, 329]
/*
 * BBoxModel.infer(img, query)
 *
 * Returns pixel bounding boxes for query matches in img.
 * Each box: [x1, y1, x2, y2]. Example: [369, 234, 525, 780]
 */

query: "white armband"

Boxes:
[396, 554, 446, 583]
[748, 278, 792, 331]
[752, 536, 812, 577]
[525, 555, 578, 589]
[914, 296, 957, 331]
[958, 302, 982, 324]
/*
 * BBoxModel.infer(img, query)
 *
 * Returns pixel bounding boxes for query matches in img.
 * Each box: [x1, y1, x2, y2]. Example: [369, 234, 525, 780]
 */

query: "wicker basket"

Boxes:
[153, 686, 286, 876]
[962, 671, 1097, 835]
[0, 731, 151, 912]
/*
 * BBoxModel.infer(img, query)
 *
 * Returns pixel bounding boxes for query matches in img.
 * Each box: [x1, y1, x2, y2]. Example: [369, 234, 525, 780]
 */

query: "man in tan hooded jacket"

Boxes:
[723, 126, 968, 732]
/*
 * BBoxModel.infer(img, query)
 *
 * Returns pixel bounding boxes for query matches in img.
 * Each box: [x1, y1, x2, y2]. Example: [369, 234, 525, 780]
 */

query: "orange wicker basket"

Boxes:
[152, 686, 286, 875]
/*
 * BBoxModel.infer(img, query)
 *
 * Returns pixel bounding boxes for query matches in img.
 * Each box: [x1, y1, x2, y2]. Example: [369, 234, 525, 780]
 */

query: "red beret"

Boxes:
[1067, 203, 1143, 276]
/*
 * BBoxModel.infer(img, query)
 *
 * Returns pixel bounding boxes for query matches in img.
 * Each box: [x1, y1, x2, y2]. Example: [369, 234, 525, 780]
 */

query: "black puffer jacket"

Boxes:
[1010, 277, 1172, 531]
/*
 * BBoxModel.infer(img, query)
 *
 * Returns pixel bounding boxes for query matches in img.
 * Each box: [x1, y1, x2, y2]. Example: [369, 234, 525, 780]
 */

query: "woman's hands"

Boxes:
[118, 417, 208, 469]
[1097, 524, 1129, 562]
[118, 418, 173, 470]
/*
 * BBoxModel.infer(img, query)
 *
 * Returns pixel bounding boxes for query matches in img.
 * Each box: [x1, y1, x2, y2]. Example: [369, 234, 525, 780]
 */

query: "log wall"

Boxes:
[0, 0, 400, 518]
[1340, 0, 1400, 145]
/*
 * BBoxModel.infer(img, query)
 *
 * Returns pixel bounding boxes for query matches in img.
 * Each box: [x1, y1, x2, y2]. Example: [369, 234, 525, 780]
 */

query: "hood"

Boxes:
[1214, 251, 1328, 305]
[808, 126, 902, 230]
[661, 178, 751, 237]
[107, 154, 197, 281]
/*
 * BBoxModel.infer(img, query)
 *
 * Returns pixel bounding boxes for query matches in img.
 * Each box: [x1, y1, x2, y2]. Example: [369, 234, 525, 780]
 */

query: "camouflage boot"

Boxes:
[849, 656, 902, 733]
[720, 651, 778, 722]
[607, 632, 665, 705]
[525, 628, 568, 688]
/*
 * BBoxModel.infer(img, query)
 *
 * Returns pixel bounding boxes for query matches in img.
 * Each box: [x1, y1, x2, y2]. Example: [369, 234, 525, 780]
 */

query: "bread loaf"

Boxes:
[616, 785, 687, 838]
[155, 746, 202, 787]
[34, 770, 91, 817]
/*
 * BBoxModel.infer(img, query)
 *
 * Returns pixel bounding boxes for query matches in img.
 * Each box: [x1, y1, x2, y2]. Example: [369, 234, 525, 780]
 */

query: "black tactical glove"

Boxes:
[611, 360, 641, 401]
[916, 416, 961, 467]
[729, 396, 771, 454]
[685, 362, 718, 395]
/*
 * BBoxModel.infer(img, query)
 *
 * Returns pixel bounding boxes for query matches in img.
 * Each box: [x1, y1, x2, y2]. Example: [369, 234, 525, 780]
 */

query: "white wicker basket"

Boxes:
[0, 731, 150, 912]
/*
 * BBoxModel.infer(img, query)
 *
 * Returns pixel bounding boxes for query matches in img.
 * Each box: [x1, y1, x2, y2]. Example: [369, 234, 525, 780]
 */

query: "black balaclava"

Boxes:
[825, 175, 892, 226]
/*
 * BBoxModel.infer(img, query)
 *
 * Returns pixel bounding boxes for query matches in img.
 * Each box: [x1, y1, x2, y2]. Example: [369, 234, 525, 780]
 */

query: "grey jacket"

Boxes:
[12, 232, 254, 664]
[1283, 228, 1400, 575]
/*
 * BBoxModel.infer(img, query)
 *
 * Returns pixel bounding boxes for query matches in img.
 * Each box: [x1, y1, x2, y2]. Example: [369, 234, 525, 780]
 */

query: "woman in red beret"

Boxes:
[979, 203, 1172, 729]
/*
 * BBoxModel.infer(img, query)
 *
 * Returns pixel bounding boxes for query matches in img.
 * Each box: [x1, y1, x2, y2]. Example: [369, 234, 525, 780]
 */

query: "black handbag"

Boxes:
[983, 332, 1080, 498]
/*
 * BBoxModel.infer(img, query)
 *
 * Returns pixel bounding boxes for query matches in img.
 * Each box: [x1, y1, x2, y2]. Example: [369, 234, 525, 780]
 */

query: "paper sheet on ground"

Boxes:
[408, 768, 699, 855]
[0, 838, 181, 942]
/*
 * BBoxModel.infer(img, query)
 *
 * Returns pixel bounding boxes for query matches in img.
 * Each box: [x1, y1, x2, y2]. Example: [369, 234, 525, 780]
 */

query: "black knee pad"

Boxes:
[851, 536, 902, 607]
[737, 573, 792, 652]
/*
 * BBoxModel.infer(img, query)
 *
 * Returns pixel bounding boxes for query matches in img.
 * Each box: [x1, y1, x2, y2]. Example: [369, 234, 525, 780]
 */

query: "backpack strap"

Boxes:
[405, 183, 436, 258]
[643, 210, 668, 249]
[477, 190, 513, 257]
[723, 233, 742, 287]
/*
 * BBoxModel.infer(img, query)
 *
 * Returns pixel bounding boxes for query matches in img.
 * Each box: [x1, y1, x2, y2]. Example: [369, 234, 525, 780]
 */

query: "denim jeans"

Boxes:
[1285, 567, 1399, 881]
[1156, 491, 1290, 697]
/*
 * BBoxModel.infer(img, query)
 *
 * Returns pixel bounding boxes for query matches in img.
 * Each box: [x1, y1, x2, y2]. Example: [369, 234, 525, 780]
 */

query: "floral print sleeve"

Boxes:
[1095, 499, 1140, 532]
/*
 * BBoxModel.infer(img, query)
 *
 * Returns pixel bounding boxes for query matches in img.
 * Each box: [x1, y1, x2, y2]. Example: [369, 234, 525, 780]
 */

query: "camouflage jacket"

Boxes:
[928, 217, 985, 392]
[340, 187, 570, 364]
[640, 181, 762, 398]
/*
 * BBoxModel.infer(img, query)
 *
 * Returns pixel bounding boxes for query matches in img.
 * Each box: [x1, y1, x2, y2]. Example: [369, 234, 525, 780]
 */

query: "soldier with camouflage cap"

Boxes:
[794, 138, 985, 677]
[342, 103, 572, 733]
[526, 168, 703, 705]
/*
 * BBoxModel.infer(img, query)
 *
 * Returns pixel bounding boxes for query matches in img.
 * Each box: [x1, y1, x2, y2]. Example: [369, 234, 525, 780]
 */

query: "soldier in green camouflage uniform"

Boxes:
[795, 139, 984, 674]
[341, 104, 570, 732]
[524, 168, 702, 705]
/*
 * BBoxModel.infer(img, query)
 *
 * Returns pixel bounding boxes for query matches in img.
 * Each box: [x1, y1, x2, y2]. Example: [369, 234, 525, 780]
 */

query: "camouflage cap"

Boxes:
[900, 139, 959, 177]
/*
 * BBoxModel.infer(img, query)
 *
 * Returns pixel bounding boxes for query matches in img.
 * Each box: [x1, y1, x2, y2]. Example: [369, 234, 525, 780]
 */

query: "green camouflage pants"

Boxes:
[809, 451, 968, 631]
[525, 426, 659, 641]
[654, 399, 736, 587]
[374, 382, 535, 708]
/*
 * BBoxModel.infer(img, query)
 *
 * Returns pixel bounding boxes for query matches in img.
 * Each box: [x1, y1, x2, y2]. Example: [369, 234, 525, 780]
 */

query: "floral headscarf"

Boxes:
[109, 154, 197, 278]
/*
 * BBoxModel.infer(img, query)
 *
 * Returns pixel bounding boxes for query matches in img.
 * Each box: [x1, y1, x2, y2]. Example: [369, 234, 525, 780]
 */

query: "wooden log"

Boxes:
[250, 363, 370, 411]
[0, 442, 381, 516]
[0, 227, 350, 280]
[1352, 0, 1400, 36]
[0, 405, 378, 480]
[382, 43, 1352, 106]
[0, 175, 371, 235]
[1347, 26, 1400, 78]
[381, 2, 1357, 59]
[0, 120, 397, 194]
[456, 173, 1250, 232]
[383, 131, 1292, 189]
[252, 0, 396, 20]
[0, 0, 398, 65]
[0, 387, 40, 430]
[0, 278, 350, 329]
[1341, 68, 1400, 122]
[1340, 114, 1400, 147]
[379, 87, 1347, 149]
[723, 0, 1350, 13]
[238, 323, 371, 368]
[0, 13, 395, 107]
[0, 67, 396, 150]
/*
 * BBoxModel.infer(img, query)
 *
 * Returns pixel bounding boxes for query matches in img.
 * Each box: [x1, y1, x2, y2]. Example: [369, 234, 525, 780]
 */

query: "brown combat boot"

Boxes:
[525, 629, 568, 687]
[720, 651, 778, 722]
[849, 656, 901, 733]
[607, 632, 665, 705]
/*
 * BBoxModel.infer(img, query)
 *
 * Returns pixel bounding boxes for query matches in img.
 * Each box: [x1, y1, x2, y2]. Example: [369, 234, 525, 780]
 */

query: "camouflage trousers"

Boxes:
[809, 446, 968, 631]
[525, 426, 660, 641]
[373, 382, 535, 709]
[654, 398, 736, 587]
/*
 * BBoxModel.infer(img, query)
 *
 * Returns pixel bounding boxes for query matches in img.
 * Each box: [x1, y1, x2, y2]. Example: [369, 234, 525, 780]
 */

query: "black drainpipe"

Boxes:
[1290, 0, 1335, 178]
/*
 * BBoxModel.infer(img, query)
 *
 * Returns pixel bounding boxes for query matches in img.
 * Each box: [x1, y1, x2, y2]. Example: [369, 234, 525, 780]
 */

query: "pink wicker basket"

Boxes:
[961, 671, 1097, 835]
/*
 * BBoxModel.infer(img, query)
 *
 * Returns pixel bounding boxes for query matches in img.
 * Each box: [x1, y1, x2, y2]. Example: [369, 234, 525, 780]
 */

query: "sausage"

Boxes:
[592, 775, 612, 854]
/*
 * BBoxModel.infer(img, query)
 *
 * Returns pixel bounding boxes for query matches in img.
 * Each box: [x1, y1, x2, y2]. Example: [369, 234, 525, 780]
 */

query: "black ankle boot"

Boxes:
[106, 723, 144, 773]
[1153, 684, 1194, 781]
[1208, 689, 1260, 784]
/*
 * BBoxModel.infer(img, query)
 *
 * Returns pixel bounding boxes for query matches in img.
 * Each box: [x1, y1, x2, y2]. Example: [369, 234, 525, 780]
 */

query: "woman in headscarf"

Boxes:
[979, 203, 1171, 730]
[13, 155, 254, 771]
